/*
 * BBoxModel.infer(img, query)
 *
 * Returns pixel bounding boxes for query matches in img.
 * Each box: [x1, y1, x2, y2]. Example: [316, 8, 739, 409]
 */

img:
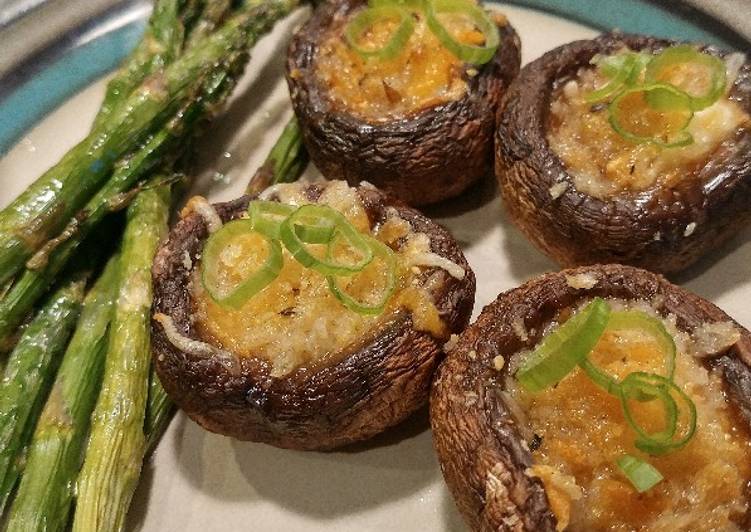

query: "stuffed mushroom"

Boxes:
[286, 0, 521, 206]
[151, 180, 475, 450]
[496, 33, 751, 274]
[431, 264, 751, 530]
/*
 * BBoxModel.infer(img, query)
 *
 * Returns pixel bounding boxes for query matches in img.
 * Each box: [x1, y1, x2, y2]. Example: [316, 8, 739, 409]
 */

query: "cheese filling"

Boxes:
[547, 54, 750, 199]
[190, 181, 459, 377]
[506, 299, 751, 531]
[313, 6, 501, 121]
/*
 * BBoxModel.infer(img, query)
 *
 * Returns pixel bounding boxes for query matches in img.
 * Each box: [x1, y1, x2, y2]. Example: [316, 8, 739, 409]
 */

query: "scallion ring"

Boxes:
[425, 0, 500, 65]
[344, 5, 415, 61]
[609, 83, 695, 147]
[247, 200, 296, 239]
[586, 52, 650, 103]
[326, 236, 397, 315]
[580, 309, 677, 393]
[280, 204, 374, 276]
[368, 0, 426, 11]
[619, 372, 697, 456]
[616, 454, 664, 493]
[201, 220, 283, 308]
[248, 200, 336, 243]
[645, 44, 727, 111]
[516, 298, 611, 392]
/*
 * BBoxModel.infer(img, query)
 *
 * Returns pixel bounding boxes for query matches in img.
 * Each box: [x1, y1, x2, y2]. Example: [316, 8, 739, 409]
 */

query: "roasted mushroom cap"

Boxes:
[287, 0, 521, 206]
[430, 264, 751, 531]
[151, 183, 475, 450]
[496, 33, 751, 274]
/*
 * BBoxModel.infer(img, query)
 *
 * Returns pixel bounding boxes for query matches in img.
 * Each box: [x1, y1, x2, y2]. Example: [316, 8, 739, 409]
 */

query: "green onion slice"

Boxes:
[616, 454, 664, 493]
[645, 45, 727, 111]
[327, 236, 397, 315]
[619, 372, 697, 456]
[248, 200, 335, 243]
[247, 200, 295, 239]
[344, 5, 415, 61]
[586, 52, 650, 103]
[280, 204, 374, 276]
[609, 83, 695, 147]
[580, 310, 677, 394]
[425, 0, 500, 65]
[516, 298, 611, 392]
[201, 219, 283, 308]
[369, 0, 426, 11]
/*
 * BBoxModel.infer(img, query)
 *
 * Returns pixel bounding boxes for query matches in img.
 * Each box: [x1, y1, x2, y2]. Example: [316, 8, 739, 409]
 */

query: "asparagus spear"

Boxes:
[72, 184, 170, 532]
[0, 62, 239, 347]
[186, 0, 232, 45]
[0, 0, 295, 288]
[4, 257, 118, 532]
[0, 0, 298, 344]
[246, 116, 309, 194]
[144, 372, 174, 456]
[0, 276, 86, 514]
[92, 0, 185, 129]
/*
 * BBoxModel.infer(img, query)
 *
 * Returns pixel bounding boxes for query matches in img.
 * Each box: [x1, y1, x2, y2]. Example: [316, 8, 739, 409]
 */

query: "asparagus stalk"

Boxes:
[0, 63, 239, 347]
[92, 0, 184, 129]
[72, 184, 170, 532]
[246, 116, 309, 194]
[186, 0, 232, 45]
[0, 0, 295, 288]
[144, 372, 174, 456]
[0, 276, 86, 514]
[0, 0, 298, 344]
[4, 257, 118, 532]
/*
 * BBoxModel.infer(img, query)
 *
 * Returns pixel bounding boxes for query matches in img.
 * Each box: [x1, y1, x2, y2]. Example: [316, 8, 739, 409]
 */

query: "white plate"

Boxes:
[1, 3, 749, 531]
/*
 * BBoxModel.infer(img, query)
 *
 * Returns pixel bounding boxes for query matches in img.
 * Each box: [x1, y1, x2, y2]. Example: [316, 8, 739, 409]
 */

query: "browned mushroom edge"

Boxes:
[151, 183, 475, 450]
[286, 0, 521, 206]
[496, 33, 751, 275]
[430, 263, 751, 531]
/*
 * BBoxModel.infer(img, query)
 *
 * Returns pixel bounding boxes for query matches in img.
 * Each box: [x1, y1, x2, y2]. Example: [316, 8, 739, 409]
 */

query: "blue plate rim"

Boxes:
[0, 0, 749, 156]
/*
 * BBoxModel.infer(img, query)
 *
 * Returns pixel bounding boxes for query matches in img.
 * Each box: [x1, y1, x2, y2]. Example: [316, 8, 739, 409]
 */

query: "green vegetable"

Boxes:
[247, 201, 297, 239]
[369, 0, 426, 10]
[580, 309, 677, 394]
[144, 371, 175, 457]
[0, 0, 297, 292]
[0, 277, 85, 514]
[201, 220, 284, 308]
[245, 117, 309, 195]
[280, 204, 374, 276]
[72, 185, 170, 532]
[645, 44, 727, 111]
[425, 0, 499, 65]
[586, 52, 650, 102]
[619, 371, 697, 456]
[248, 200, 335, 242]
[327, 236, 397, 315]
[344, 5, 416, 60]
[608, 83, 694, 147]
[0, 0, 300, 347]
[516, 298, 610, 392]
[616, 454, 664, 492]
[4, 257, 117, 532]
[92, 0, 184, 129]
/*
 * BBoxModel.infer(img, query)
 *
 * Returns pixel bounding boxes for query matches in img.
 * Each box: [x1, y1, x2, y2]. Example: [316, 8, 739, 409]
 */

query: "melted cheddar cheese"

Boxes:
[507, 300, 751, 531]
[313, 6, 500, 120]
[191, 181, 454, 377]
[547, 58, 749, 199]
